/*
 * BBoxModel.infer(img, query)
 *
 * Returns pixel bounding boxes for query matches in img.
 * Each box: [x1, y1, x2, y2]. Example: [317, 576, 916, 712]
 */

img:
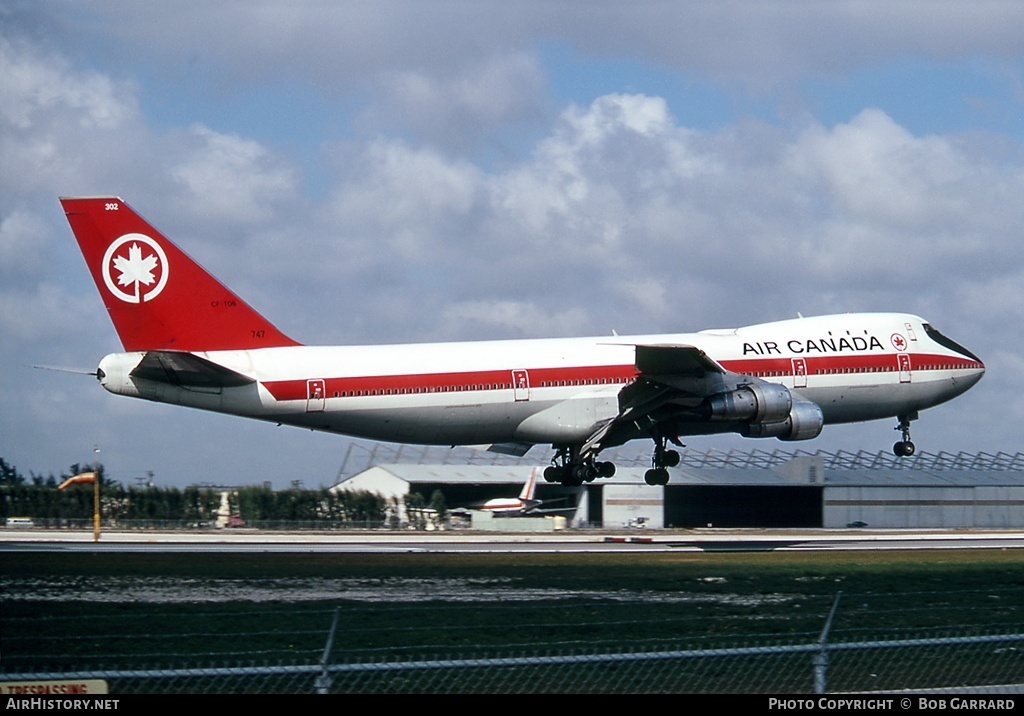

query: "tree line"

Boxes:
[0, 457, 389, 527]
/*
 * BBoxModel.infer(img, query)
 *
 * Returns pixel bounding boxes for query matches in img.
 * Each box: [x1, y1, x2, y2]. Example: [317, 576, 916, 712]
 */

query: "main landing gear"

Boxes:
[644, 437, 681, 486]
[893, 412, 918, 457]
[544, 435, 684, 486]
[543, 446, 615, 486]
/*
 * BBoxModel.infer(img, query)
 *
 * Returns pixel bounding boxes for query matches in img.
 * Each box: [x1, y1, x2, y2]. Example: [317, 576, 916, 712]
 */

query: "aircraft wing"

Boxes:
[522, 505, 579, 517]
[633, 343, 727, 377]
[583, 344, 733, 454]
[130, 350, 255, 389]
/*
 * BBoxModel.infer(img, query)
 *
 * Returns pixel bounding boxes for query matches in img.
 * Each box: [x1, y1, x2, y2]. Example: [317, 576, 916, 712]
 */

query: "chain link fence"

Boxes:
[4, 628, 1022, 694]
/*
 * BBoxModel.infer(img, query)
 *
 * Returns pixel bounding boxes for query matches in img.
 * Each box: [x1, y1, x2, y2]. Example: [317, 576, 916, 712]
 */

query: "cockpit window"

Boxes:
[923, 324, 982, 362]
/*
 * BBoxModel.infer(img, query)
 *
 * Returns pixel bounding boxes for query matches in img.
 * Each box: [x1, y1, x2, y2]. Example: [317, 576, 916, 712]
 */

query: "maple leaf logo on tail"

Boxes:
[101, 233, 169, 303]
[113, 244, 158, 298]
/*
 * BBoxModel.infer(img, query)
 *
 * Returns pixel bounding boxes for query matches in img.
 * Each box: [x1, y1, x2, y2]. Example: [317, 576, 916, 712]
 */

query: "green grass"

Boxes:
[3, 549, 1024, 668]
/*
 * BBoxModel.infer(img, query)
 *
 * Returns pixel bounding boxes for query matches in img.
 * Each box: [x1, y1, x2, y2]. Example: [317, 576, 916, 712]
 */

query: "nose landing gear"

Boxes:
[893, 412, 918, 457]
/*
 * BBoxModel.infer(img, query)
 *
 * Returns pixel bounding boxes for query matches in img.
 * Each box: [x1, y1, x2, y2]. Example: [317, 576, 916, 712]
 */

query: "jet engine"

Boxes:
[708, 383, 824, 441]
[708, 383, 793, 425]
[743, 399, 824, 441]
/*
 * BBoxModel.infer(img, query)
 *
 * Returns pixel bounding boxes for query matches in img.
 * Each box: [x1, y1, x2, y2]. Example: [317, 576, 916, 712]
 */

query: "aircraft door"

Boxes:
[897, 354, 912, 384]
[512, 369, 530, 401]
[306, 379, 326, 412]
[792, 358, 808, 389]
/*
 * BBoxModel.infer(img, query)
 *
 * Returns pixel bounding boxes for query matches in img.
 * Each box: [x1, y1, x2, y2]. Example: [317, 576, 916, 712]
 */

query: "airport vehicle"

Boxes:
[61, 197, 985, 486]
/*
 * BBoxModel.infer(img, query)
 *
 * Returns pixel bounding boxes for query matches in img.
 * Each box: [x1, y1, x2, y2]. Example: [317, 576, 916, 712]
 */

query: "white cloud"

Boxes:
[0, 35, 142, 200]
[0, 209, 50, 276]
[782, 110, 1024, 289]
[791, 110, 962, 226]
[169, 124, 299, 224]
[288, 93, 1024, 344]
[0, 35, 136, 131]
[365, 52, 548, 151]
[41, 2, 1024, 93]
[329, 140, 480, 236]
[0, 282, 102, 344]
[490, 94, 696, 241]
[440, 299, 591, 338]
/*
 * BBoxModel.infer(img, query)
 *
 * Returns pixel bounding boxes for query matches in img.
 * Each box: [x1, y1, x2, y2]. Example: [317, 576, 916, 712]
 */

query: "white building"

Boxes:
[331, 448, 1024, 529]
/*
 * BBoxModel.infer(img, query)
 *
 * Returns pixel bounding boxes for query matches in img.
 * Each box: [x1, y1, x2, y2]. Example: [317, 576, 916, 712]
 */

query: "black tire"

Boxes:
[663, 449, 681, 467]
[573, 464, 595, 483]
[645, 468, 669, 486]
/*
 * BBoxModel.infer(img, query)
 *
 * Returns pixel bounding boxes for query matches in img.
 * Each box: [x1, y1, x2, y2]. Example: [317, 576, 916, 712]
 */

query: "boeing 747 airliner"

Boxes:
[61, 197, 985, 485]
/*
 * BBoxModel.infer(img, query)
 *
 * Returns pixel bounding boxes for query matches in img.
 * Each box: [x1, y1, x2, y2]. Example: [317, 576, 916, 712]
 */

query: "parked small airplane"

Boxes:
[61, 197, 985, 486]
[472, 469, 543, 513]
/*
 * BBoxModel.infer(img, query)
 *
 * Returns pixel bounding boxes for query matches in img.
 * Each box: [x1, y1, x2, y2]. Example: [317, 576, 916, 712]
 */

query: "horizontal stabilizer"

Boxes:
[482, 442, 534, 457]
[130, 351, 255, 389]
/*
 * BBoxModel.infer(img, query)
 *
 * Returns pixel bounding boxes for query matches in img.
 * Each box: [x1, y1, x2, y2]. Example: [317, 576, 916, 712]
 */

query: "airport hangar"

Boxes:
[331, 449, 1024, 529]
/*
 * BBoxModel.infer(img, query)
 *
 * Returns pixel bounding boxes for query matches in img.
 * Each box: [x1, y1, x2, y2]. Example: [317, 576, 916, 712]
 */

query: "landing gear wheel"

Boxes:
[547, 446, 617, 485]
[662, 449, 680, 468]
[893, 413, 918, 458]
[652, 437, 683, 473]
[644, 468, 670, 486]
[893, 441, 916, 457]
[573, 464, 597, 483]
[563, 471, 583, 487]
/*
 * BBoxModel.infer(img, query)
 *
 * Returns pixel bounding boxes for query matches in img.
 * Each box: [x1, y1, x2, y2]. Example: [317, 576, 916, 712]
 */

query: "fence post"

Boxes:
[815, 592, 842, 694]
[316, 608, 341, 694]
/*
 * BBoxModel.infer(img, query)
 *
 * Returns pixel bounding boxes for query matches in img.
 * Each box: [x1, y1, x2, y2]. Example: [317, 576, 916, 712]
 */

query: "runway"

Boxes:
[3, 529, 1024, 553]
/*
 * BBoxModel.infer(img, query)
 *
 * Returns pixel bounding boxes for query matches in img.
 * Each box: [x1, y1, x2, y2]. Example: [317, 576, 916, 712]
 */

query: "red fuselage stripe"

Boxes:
[264, 364, 638, 401]
[261, 353, 982, 402]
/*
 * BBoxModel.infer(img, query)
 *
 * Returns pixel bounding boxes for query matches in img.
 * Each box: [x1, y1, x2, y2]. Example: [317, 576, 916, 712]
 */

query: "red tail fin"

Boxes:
[61, 197, 300, 352]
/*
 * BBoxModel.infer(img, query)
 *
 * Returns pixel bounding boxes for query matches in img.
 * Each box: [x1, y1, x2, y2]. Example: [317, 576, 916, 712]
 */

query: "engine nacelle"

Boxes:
[743, 399, 824, 441]
[708, 383, 792, 425]
[779, 400, 825, 441]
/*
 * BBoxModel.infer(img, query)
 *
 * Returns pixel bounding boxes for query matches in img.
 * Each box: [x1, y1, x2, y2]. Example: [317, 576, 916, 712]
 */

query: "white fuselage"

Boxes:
[96, 312, 984, 449]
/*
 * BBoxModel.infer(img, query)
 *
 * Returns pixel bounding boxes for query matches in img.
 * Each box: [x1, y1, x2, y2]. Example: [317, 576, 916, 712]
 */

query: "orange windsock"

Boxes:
[58, 472, 97, 490]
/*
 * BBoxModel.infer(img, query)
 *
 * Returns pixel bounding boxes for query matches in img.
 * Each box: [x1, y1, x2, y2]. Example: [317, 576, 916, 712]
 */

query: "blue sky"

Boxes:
[2, 2, 1023, 489]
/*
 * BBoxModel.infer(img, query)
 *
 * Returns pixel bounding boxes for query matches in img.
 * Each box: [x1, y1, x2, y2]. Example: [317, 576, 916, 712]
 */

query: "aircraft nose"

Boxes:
[968, 347, 985, 377]
[961, 354, 985, 390]
[922, 323, 984, 382]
